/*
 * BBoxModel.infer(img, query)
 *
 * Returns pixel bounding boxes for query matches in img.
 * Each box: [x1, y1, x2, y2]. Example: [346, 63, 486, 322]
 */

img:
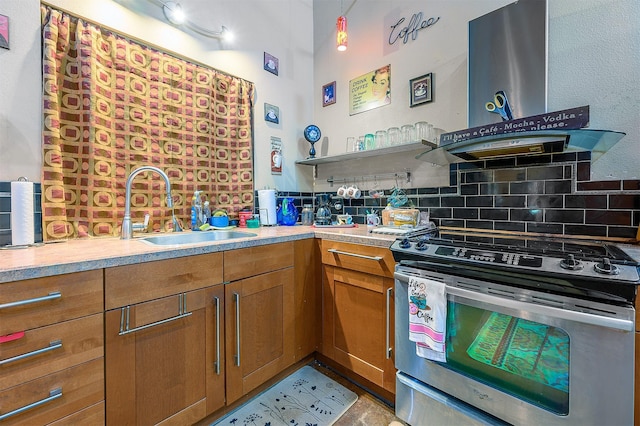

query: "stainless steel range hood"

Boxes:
[448, 134, 567, 161]
[416, 128, 626, 165]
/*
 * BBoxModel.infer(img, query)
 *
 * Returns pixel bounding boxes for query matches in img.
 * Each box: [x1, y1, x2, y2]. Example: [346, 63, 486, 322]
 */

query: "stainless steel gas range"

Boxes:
[391, 229, 640, 425]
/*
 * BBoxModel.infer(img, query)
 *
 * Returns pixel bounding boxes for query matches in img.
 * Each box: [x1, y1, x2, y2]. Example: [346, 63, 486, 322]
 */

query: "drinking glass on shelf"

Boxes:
[356, 135, 365, 151]
[387, 127, 400, 146]
[401, 124, 416, 144]
[415, 121, 429, 142]
[347, 136, 356, 152]
[375, 130, 388, 148]
[364, 133, 375, 150]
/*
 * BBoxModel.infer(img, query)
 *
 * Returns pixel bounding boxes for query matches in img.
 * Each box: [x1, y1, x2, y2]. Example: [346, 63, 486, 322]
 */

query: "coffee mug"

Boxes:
[337, 214, 353, 225]
[337, 185, 349, 198]
[366, 213, 380, 226]
[347, 185, 361, 199]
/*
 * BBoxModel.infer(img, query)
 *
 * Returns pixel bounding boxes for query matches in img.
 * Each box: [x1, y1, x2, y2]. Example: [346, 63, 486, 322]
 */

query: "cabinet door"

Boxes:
[322, 265, 395, 393]
[205, 285, 225, 415]
[225, 267, 295, 404]
[105, 289, 207, 426]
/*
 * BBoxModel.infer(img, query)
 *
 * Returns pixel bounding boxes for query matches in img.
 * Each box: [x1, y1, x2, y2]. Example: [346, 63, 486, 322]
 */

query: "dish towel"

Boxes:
[408, 276, 447, 362]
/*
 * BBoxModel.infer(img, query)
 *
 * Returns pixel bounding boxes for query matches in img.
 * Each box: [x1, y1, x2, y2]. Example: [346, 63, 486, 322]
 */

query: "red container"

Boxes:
[238, 211, 253, 228]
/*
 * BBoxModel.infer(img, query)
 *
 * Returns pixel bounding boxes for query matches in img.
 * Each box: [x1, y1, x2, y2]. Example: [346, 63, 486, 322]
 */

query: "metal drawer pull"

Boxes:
[0, 340, 62, 366]
[118, 293, 192, 336]
[213, 296, 221, 375]
[0, 388, 62, 421]
[327, 249, 383, 261]
[0, 292, 61, 310]
[234, 292, 241, 367]
[386, 287, 393, 359]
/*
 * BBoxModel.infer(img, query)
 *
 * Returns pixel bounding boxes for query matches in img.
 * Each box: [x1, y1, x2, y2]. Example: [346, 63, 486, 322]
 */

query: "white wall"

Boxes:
[312, 0, 640, 191]
[0, 0, 315, 192]
[1, 0, 638, 192]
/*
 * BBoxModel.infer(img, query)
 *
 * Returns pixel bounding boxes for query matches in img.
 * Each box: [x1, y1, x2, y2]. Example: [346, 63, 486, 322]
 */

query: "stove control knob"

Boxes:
[560, 254, 583, 271]
[416, 240, 428, 251]
[594, 258, 620, 275]
[399, 238, 411, 249]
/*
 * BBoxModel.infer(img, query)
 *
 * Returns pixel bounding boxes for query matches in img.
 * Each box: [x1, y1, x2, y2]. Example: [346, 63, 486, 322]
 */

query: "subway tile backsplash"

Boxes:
[334, 150, 640, 239]
[3, 150, 639, 244]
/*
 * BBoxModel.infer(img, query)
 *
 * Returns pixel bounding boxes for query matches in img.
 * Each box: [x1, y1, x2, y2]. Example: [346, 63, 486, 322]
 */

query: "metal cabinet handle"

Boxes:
[0, 340, 62, 366]
[118, 293, 192, 336]
[213, 296, 221, 375]
[0, 292, 61, 310]
[327, 248, 383, 261]
[234, 292, 241, 367]
[386, 287, 393, 359]
[0, 388, 62, 421]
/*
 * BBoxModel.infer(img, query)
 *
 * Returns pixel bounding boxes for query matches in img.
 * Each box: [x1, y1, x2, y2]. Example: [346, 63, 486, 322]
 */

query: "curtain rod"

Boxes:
[41, 1, 254, 86]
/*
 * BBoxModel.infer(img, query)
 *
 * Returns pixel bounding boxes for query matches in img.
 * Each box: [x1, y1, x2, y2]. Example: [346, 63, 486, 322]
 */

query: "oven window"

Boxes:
[445, 301, 569, 415]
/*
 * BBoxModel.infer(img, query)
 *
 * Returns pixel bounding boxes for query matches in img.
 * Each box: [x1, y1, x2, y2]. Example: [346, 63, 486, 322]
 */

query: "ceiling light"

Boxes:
[162, 1, 185, 25]
[336, 15, 347, 51]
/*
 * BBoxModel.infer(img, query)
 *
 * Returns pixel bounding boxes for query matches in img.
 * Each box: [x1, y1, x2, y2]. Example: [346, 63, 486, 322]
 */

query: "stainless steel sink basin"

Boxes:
[138, 231, 257, 246]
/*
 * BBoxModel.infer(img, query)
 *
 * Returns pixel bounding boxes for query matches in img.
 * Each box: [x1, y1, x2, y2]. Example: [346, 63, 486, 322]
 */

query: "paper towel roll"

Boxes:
[11, 180, 35, 246]
[258, 189, 277, 226]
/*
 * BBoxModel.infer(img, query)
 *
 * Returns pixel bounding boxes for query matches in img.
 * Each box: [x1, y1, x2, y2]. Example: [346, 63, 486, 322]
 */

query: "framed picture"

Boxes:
[264, 52, 278, 76]
[349, 65, 391, 115]
[264, 103, 279, 124]
[409, 73, 433, 107]
[322, 81, 336, 107]
[0, 15, 9, 50]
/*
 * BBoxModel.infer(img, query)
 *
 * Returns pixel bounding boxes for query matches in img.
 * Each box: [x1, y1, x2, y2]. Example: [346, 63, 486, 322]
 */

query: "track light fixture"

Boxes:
[155, 0, 232, 40]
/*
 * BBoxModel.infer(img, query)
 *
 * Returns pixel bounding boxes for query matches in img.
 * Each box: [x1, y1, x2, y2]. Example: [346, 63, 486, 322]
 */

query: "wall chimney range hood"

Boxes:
[416, 128, 626, 166]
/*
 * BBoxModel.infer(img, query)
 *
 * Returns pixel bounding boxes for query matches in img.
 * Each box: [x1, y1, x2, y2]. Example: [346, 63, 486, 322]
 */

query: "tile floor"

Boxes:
[310, 362, 408, 426]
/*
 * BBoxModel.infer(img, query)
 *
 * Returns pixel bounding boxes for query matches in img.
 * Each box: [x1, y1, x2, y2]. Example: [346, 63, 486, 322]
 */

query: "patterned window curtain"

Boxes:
[40, 5, 254, 240]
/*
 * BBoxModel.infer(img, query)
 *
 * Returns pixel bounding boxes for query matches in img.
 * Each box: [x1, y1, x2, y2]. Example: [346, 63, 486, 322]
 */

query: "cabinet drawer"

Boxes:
[0, 358, 104, 425]
[48, 401, 104, 426]
[321, 240, 395, 278]
[224, 242, 294, 282]
[0, 270, 103, 335]
[105, 252, 222, 309]
[0, 314, 103, 390]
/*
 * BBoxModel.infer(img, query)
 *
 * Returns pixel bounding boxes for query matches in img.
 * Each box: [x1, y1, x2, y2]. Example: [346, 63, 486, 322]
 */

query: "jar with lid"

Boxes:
[301, 204, 314, 226]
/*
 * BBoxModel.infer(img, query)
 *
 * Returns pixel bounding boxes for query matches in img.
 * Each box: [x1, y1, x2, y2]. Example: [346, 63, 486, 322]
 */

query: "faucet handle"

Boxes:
[132, 213, 150, 233]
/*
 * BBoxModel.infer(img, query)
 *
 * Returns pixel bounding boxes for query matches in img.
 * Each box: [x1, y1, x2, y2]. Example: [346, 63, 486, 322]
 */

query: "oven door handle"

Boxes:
[395, 271, 635, 332]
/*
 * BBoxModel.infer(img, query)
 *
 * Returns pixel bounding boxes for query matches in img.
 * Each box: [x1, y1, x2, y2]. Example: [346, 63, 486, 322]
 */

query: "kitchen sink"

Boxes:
[138, 230, 257, 246]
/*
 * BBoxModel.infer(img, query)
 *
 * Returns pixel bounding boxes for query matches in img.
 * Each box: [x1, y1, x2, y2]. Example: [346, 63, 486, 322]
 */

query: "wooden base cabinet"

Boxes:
[0, 270, 104, 425]
[223, 242, 295, 404]
[320, 240, 396, 394]
[105, 253, 223, 425]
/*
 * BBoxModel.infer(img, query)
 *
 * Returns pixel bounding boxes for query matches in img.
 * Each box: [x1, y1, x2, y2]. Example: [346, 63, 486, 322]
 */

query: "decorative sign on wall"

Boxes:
[270, 136, 282, 175]
[388, 12, 440, 46]
[0, 15, 9, 50]
[264, 52, 278, 76]
[323, 81, 336, 107]
[409, 73, 433, 107]
[349, 65, 391, 116]
[264, 103, 279, 124]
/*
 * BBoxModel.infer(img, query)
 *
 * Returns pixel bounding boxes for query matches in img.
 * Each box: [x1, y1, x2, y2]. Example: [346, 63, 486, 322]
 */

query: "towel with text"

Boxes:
[408, 275, 446, 362]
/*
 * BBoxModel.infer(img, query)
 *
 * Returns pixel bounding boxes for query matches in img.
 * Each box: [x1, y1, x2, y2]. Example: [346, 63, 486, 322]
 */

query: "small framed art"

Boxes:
[0, 15, 9, 50]
[322, 81, 336, 107]
[264, 103, 279, 124]
[264, 52, 278, 76]
[409, 73, 433, 107]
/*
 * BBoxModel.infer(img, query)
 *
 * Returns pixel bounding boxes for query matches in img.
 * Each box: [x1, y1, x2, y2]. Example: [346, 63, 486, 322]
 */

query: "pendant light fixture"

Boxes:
[336, 0, 347, 51]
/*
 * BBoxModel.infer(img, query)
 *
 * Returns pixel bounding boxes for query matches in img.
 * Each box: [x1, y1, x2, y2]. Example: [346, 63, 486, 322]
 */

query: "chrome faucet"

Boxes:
[121, 166, 182, 239]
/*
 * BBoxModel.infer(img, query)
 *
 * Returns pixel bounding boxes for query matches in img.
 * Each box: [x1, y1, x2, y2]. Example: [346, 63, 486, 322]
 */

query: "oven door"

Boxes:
[395, 265, 635, 426]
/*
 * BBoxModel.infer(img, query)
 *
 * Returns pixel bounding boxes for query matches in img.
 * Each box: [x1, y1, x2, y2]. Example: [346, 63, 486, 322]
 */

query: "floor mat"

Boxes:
[213, 365, 358, 426]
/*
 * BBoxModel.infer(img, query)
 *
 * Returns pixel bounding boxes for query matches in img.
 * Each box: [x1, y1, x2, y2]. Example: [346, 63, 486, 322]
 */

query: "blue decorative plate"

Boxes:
[304, 125, 321, 143]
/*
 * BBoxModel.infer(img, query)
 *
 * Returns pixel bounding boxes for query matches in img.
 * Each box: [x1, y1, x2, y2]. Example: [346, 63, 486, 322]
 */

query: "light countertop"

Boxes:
[0, 225, 397, 283]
